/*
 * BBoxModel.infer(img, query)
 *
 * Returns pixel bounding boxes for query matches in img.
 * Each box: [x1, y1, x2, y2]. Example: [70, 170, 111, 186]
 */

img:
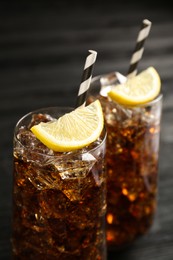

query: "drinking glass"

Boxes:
[12, 106, 107, 259]
[88, 74, 163, 250]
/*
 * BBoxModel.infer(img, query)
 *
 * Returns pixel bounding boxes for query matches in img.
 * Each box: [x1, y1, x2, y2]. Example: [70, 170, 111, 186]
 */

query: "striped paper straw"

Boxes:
[75, 50, 97, 108]
[127, 19, 152, 78]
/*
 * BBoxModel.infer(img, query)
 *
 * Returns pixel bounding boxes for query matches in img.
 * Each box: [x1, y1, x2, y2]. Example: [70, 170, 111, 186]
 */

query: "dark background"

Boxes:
[0, 1, 173, 259]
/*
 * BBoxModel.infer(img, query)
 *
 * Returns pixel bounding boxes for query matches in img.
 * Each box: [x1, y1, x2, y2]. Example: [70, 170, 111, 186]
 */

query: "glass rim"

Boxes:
[133, 93, 163, 108]
[14, 106, 107, 158]
[139, 93, 163, 106]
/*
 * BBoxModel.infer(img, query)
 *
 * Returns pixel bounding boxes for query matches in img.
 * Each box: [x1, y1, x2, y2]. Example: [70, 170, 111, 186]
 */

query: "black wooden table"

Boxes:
[1, 1, 173, 259]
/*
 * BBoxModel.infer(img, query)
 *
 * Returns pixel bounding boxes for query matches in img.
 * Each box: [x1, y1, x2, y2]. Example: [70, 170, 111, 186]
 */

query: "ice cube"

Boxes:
[55, 156, 96, 180]
[26, 165, 62, 191]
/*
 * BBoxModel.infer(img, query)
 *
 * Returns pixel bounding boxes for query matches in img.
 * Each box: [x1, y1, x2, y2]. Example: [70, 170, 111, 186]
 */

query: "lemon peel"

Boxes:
[31, 100, 104, 152]
[108, 67, 161, 106]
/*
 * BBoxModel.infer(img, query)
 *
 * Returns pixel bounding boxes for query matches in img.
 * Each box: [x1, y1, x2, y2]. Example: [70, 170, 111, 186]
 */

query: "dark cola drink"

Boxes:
[12, 107, 107, 259]
[88, 77, 162, 250]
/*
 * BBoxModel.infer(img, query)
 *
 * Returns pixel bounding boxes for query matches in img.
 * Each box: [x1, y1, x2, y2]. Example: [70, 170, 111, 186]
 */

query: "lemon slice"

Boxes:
[30, 100, 104, 152]
[108, 66, 161, 106]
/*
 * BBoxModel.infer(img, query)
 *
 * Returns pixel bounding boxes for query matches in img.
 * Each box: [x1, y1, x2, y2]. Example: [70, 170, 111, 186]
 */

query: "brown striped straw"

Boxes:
[75, 50, 97, 108]
[127, 19, 152, 78]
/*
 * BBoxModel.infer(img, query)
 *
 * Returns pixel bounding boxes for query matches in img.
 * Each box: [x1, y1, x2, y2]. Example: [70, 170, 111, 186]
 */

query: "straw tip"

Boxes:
[88, 50, 97, 56]
[143, 19, 152, 25]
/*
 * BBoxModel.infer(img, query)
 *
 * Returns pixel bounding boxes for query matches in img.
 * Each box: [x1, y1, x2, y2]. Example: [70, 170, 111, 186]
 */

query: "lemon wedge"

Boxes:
[108, 66, 161, 106]
[30, 100, 104, 152]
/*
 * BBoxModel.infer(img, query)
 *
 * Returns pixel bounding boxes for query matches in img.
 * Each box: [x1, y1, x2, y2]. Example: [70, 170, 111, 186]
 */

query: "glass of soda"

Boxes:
[88, 73, 163, 250]
[12, 106, 107, 259]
